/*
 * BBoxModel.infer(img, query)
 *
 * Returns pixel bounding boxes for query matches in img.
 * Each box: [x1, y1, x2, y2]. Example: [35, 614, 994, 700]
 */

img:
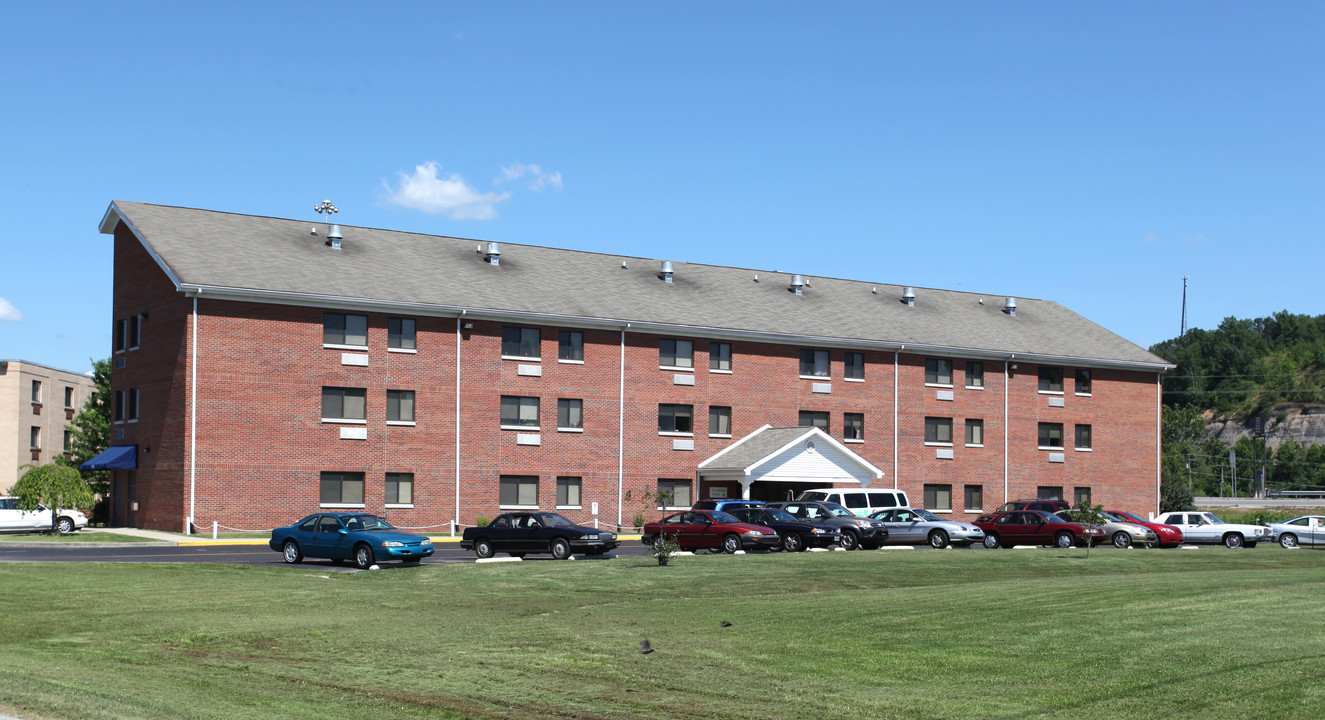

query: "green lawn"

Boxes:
[0, 532, 159, 544]
[1, 548, 1322, 720]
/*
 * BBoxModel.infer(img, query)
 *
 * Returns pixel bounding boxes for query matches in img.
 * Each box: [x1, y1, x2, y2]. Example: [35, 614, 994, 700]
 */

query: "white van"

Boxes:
[795, 488, 910, 517]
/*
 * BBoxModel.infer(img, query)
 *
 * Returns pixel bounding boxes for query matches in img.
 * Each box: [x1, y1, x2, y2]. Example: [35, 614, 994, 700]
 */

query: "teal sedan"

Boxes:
[270, 513, 434, 569]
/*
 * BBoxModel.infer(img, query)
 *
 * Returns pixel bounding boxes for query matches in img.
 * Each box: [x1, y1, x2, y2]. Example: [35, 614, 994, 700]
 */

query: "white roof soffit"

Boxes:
[745, 427, 884, 479]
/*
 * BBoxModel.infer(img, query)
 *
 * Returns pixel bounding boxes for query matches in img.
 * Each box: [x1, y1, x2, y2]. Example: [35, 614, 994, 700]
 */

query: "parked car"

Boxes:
[1103, 510, 1184, 548]
[691, 499, 766, 512]
[726, 506, 841, 552]
[975, 510, 1106, 548]
[1052, 511, 1157, 548]
[765, 501, 889, 550]
[461, 512, 618, 559]
[795, 488, 910, 517]
[0, 497, 88, 534]
[1264, 515, 1325, 548]
[977, 498, 1071, 522]
[641, 510, 780, 553]
[1152, 511, 1269, 548]
[867, 507, 984, 548]
[270, 513, 434, 568]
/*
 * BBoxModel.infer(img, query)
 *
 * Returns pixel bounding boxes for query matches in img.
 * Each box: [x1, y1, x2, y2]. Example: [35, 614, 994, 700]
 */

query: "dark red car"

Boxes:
[641, 510, 780, 554]
[975, 510, 1105, 548]
[977, 498, 1071, 523]
[1105, 510, 1184, 548]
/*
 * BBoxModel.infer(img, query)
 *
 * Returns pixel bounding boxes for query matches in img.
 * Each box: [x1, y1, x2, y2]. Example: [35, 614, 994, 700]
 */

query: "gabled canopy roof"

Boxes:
[100, 201, 1172, 369]
[699, 425, 882, 486]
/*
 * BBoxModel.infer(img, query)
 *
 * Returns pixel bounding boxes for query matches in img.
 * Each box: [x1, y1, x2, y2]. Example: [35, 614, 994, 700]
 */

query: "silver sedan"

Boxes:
[868, 508, 985, 548]
[1266, 515, 1325, 548]
[1065, 512, 1159, 548]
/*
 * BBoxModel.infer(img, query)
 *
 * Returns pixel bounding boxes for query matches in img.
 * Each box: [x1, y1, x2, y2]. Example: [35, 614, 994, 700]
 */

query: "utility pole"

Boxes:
[1181, 276, 1189, 338]
[1186, 454, 1192, 496]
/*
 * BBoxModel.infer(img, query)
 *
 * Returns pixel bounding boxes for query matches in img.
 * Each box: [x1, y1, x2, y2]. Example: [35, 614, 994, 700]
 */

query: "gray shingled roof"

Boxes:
[698, 427, 822, 470]
[102, 201, 1170, 368]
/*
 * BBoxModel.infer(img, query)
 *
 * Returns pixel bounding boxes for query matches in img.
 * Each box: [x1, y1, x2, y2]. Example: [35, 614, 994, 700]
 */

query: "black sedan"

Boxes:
[461, 512, 618, 559]
[726, 506, 841, 552]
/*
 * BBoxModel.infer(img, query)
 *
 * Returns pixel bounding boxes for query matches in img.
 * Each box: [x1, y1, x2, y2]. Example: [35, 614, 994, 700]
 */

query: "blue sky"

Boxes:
[2, 2, 1322, 375]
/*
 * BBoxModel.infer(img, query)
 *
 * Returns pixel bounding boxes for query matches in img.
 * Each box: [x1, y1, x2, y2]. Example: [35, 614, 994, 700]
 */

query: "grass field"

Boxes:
[1, 547, 1322, 720]
[0, 532, 158, 544]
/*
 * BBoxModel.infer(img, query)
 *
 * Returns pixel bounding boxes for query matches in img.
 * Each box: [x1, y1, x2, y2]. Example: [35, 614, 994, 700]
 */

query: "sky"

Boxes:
[2, 2, 1322, 375]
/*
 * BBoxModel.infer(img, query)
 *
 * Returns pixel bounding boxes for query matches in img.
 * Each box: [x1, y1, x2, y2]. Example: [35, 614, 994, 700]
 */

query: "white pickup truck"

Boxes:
[0, 496, 89, 534]
[1153, 511, 1268, 548]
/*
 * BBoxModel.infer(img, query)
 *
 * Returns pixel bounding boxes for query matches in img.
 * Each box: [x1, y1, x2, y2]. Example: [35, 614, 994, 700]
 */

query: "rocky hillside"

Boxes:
[1207, 404, 1325, 447]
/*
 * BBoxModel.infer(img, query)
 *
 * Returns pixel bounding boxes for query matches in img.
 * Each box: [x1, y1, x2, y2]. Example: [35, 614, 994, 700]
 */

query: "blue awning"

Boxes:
[80, 445, 137, 471]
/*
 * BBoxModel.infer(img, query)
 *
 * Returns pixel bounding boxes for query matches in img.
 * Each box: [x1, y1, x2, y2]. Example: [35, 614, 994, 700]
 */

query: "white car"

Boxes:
[0, 496, 89, 534]
[1153, 511, 1268, 548]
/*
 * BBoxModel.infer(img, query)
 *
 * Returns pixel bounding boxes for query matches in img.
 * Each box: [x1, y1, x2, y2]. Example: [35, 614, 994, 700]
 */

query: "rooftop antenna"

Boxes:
[1181, 275, 1189, 338]
[314, 200, 341, 248]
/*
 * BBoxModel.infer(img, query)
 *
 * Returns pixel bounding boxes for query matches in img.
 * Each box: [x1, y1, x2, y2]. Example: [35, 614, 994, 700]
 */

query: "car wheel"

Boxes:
[928, 529, 950, 549]
[782, 533, 805, 553]
[1280, 533, 1299, 549]
[474, 538, 494, 559]
[652, 535, 666, 552]
[56, 517, 75, 534]
[840, 531, 860, 551]
[354, 544, 375, 569]
[1223, 533, 1244, 549]
[1112, 532, 1132, 549]
[983, 534, 1000, 549]
[721, 534, 742, 554]
[281, 540, 303, 564]
[1055, 532, 1075, 549]
[551, 538, 572, 560]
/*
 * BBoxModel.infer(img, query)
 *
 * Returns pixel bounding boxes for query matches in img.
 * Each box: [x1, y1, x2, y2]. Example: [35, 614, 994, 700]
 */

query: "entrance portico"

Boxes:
[697, 425, 884, 503]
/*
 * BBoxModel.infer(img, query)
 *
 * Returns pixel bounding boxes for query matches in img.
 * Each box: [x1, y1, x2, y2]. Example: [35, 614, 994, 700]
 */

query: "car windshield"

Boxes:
[911, 509, 942, 522]
[823, 503, 855, 517]
[710, 511, 739, 523]
[345, 515, 394, 531]
[537, 513, 576, 527]
[764, 508, 796, 523]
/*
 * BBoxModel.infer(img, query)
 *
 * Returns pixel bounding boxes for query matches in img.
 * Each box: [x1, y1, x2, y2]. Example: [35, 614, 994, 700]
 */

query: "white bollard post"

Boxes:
[212, 521, 218, 540]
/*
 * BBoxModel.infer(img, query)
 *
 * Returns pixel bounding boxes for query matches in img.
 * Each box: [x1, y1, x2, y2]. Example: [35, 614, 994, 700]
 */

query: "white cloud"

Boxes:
[382, 162, 510, 220]
[0, 298, 22, 322]
[498, 163, 564, 192]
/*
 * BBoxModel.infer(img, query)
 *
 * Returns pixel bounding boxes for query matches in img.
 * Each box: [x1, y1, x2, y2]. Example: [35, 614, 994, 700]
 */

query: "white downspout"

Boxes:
[617, 327, 626, 530]
[1004, 356, 1012, 504]
[454, 314, 463, 536]
[1156, 372, 1163, 514]
[893, 348, 900, 489]
[188, 294, 198, 533]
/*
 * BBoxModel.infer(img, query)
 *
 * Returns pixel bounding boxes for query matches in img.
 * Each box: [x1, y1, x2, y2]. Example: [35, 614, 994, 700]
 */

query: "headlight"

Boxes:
[420, 538, 432, 546]
[811, 528, 826, 534]
[742, 529, 762, 536]
[381, 541, 404, 547]
[584, 534, 599, 540]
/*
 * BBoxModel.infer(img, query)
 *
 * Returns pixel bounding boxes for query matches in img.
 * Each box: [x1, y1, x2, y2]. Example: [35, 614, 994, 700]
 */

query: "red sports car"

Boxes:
[1104, 510, 1184, 548]
[641, 510, 780, 554]
[975, 510, 1105, 548]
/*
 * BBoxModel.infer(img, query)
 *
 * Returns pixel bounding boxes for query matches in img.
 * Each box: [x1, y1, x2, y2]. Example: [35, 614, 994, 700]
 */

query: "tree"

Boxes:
[10, 464, 94, 532]
[1063, 500, 1108, 558]
[1160, 476, 1194, 513]
[55, 358, 112, 497]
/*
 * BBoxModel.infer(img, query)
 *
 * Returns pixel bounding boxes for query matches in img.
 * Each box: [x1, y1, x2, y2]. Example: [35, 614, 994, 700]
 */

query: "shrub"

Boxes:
[475, 516, 491, 527]
[652, 534, 681, 566]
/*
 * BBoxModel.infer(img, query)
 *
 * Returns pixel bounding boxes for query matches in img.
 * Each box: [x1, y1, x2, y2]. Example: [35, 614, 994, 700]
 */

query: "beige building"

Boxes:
[0, 360, 97, 492]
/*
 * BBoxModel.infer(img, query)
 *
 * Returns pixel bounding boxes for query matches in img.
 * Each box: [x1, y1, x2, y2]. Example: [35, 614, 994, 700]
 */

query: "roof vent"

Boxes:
[484, 242, 501, 265]
[1004, 297, 1017, 316]
[326, 225, 343, 250]
[902, 287, 916, 306]
[660, 261, 674, 283]
[314, 199, 340, 248]
[790, 275, 804, 295]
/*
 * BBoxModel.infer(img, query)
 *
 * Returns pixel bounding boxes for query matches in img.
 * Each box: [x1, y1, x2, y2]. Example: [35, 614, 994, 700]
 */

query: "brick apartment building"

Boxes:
[0, 360, 97, 491]
[98, 201, 1172, 532]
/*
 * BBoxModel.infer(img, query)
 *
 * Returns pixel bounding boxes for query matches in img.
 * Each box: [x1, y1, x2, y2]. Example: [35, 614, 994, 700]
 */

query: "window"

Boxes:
[709, 406, 732, 436]
[925, 358, 952, 386]
[323, 312, 368, 347]
[320, 472, 365, 505]
[63, 430, 73, 453]
[1037, 486, 1063, 501]
[1038, 366, 1064, 393]
[127, 388, 139, 421]
[965, 484, 984, 511]
[64, 387, 74, 408]
[658, 404, 694, 434]
[844, 413, 864, 441]
[1075, 424, 1092, 450]
[113, 390, 125, 423]
[924, 484, 952, 512]
[500, 396, 540, 428]
[799, 410, 829, 432]
[657, 479, 692, 508]
[966, 361, 984, 388]
[30, 427, 40, 450]
[128, 314, 141, 349]
[1038, 422, 1064, 449]
[558, 331, 583, 362]
[710, 342, 732, 372]
[660, 338, 694, 369]
[385, 472, 414, 505]
[114, 318, 127, 353]
[386, 390, 415, 423]
[388, 318, 416, 350]
[557, 398, 583, 430]
[499, 475, 538, 507]
[501, 326, 540, 358]
[845, 352, 864, 380]
[322, 387, 367, 422]
[1074, 486, 1092, 507]
[31, 380, 41, 403]
[965, 418, 984, 446]
[799, 349, 829, 377]
[1075, 368, 1092, 395]
[924, 417, 953, 445]
[557, 476, 582, 507]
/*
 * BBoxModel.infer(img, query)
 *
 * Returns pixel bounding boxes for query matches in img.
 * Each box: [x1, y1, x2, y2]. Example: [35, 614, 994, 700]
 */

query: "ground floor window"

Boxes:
[924, 484, 952, 512]
[1037, 486, 1063, 501]
[1074, 486, 1091, 507]
[844, 413, 864, 440]
[320, 472, 365, 505]
[557, 476, 582, 507]
[657, 479, 692, 509]
[385, 472, 413, 505]
[964, 484, 983, 512]
[500, 475, 538, 507]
